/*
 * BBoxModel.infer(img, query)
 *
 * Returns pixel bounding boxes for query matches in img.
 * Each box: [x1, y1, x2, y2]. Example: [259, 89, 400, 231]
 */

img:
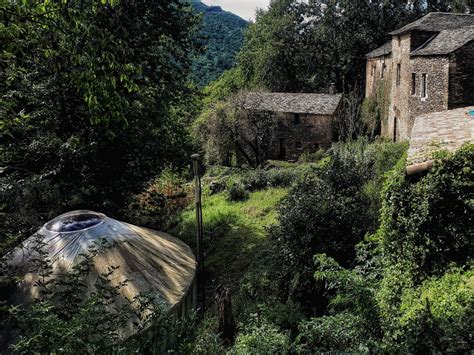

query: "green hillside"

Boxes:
[192, 0, 248, 87]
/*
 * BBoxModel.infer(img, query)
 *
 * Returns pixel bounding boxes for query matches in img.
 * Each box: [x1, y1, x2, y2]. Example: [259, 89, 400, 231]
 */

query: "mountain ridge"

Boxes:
[191, 0, 248, 87]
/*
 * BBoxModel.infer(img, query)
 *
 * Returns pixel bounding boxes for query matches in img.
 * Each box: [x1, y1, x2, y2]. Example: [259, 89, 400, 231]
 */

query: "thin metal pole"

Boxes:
[191, 154, 204, 311]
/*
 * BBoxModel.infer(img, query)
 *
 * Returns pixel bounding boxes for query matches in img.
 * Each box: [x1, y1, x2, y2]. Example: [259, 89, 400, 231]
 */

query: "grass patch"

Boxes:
[172, 188, 287, 287]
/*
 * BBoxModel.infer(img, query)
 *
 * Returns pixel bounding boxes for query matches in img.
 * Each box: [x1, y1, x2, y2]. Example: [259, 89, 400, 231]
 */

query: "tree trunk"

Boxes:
[216, 287, 236, 346]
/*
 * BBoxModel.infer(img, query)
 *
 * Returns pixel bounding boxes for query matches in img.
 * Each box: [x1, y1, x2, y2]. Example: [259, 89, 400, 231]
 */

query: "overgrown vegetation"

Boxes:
[1, 0, 473, 352]
[174, 141, 473, 354]
[0, 0, 199, 252]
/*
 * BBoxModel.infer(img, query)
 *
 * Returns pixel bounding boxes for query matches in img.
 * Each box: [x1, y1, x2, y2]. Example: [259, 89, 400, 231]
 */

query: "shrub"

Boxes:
[123, 166, 191, 230]
[313, 254, 380, 328]
[298, 149, 326, 163]
[375, 144, 473, 353]
[226, 179, 250, 201]
[270, 139, 407, 310]
[296, 312, 380, 353]
[379, 143, 473, 280]
[382, 268, 473, 353]
[178, 316, 225, 354]
[231, 321, 290, 355]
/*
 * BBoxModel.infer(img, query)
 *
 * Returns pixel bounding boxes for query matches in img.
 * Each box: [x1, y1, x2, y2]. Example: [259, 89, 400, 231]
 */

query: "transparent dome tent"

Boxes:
[4, 210, 197, 336]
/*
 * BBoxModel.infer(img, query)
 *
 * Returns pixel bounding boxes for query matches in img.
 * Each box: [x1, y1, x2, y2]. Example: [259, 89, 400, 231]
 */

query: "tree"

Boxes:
[194, 95, 277, 167]
[0, 0, 199, 246]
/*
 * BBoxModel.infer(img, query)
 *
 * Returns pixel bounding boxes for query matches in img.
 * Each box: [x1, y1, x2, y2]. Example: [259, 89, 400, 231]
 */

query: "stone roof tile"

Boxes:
[407, 106, 474, 168]
[411, 25, 474, 56]
[241, 92, 342, 115]
[366, 41, 392, 58]
[390, 12, 474, 35]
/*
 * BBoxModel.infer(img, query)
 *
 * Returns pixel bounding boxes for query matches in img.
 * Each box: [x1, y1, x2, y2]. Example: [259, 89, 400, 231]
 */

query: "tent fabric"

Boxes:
[6, 210, 196, 313]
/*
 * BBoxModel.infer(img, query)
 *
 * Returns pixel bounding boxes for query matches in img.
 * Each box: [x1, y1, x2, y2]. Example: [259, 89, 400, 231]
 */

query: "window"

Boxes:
[411, 73, 416, 95]
[294, 113, 301, 124]
[295, 141, 303, 150]
[381, 64, 386, 79]
[278, 139, 286, 159]
[371, 64, 376, 77]
[397, 35, 401, 47]
[393, 117, 398, 142]
[421, 73, 427, 99]
[396, 64, 401, 86]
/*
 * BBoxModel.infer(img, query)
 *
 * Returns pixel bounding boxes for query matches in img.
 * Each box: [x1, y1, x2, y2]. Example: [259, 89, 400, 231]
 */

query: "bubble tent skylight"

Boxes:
[43, 210, 106, 232]
[4, 210, 197, 337]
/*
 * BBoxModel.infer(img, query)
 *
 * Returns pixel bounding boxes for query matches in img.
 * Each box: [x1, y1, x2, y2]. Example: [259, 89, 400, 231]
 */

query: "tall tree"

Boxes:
[1, 0, 200, 241]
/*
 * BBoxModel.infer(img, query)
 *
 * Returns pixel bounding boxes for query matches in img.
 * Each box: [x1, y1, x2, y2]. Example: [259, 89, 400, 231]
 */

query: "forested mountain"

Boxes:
[191, 0, 248, 87]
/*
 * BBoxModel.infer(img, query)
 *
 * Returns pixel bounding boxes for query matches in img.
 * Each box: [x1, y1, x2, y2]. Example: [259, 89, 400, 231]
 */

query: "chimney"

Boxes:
[328, 83, 336, 95]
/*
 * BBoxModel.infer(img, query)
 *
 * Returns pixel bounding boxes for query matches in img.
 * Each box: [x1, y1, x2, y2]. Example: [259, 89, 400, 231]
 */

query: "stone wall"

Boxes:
[366, 30, 473, 142]
[387, 33, 413, 141]
[448, 41, 474, 109]
[269, 112, 333, 161]
[365, 55, 392, 98]
[408, 56, 450, 134]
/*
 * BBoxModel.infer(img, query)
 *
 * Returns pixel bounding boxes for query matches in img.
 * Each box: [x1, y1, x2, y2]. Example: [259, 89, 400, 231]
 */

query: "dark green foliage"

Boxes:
[226, 179, 250, 202]
[191, 0, 247, 87]
[372, 145, 474, 353]
[380, 144, 473, 281]
[272, 140, 407, 307]
[235, 0, 427, 94]
[239, 166, 310, 191]
[123, 167, 192, 231]
[0, 240, 190, 353]
[296, 312, 379, 353]
[231, 320, 291, 354]
[1, 1, 199, 248]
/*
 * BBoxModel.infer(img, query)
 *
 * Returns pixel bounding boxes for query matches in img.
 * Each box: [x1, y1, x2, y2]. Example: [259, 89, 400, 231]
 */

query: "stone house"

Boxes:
[365, 12, 474, 141]
[240, 92, 342, 160]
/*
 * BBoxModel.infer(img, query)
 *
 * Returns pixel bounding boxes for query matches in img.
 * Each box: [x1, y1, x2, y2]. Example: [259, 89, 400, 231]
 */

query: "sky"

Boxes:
[202, 0, 270, 21]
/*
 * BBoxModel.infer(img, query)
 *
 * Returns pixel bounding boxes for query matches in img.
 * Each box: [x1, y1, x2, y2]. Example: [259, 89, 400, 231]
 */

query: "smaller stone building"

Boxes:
[240, 92, 342, 160]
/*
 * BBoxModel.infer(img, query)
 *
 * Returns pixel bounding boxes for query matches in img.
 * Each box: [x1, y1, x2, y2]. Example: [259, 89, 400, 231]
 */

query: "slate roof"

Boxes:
[411, 25, 474, 56]
[241, 92, 342, 115]
[407, 106, 474, 170]
[390, 12, 474, 35]
[366, 41, 392, 58]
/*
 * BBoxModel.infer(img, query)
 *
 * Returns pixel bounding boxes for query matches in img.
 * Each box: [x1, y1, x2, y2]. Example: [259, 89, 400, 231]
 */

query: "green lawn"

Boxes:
[172, 188, 287, 287]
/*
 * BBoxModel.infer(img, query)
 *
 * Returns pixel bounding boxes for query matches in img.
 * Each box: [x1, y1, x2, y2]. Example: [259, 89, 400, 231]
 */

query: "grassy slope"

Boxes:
[173, 188, 287, 288]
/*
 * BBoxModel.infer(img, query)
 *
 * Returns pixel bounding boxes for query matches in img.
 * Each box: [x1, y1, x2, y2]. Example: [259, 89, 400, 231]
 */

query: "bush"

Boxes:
[374, 144, 473, 353]
[296, 312, 381, 353]
[123, 166, 191, 231]
[231, 321, 290, 355]
[380, 143, 473, 280]
[298, 149, 326, 163]
[381, 268, 473, 353]
[270, 139, 407, 310]
[226, 179, 250, 201]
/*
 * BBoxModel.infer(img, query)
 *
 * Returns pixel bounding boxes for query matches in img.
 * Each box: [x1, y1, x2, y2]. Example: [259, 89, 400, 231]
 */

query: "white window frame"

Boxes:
[411, 73, 417, 96]
[421, 73, 428, 101]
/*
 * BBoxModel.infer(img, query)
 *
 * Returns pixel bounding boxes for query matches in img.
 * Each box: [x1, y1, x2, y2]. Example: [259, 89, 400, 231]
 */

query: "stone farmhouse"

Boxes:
[240, 92, 342, 160]
[365, 12, 474, 141]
